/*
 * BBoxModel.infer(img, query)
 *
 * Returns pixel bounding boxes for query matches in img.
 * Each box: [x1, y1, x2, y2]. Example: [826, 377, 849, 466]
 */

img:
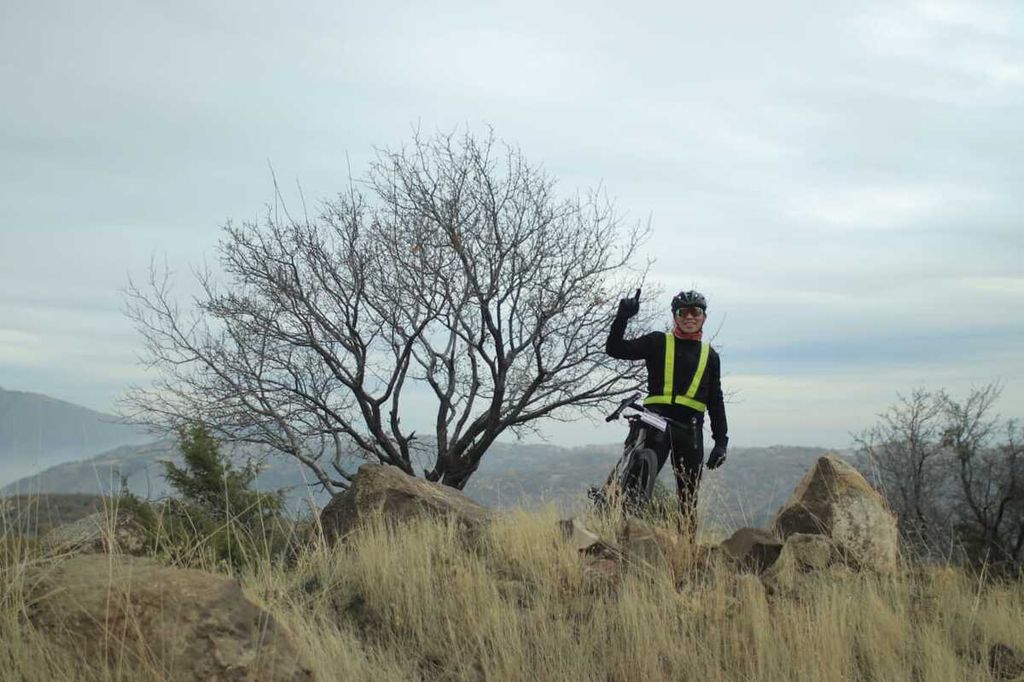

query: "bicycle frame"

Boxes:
[589, 392, 687, 512]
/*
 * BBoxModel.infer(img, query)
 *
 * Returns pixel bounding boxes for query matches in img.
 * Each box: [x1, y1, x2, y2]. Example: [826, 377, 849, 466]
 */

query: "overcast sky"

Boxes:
[1, 0, 1022, 450]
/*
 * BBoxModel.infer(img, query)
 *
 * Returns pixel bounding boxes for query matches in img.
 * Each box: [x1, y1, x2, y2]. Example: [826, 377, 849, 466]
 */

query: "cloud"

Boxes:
[784, 183, 994, 230]
[854, 1, 1024, 90]
[0, 330, 45, 367]
[1, 0, 1022, 446]
[960, 275, 1024, 295]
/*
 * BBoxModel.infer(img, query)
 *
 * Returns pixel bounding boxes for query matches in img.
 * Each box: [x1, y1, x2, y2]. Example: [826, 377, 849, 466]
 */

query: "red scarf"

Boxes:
[673, 322, 703, 341]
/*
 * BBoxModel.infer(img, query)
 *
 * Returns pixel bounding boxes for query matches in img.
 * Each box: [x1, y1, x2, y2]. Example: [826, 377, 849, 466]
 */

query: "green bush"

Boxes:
[119, 424, 290, 571]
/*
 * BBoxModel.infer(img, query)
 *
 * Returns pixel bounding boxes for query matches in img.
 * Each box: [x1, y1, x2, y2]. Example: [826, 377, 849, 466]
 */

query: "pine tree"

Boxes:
[132, 424, 289, 570]
[163, 424, 283, 525]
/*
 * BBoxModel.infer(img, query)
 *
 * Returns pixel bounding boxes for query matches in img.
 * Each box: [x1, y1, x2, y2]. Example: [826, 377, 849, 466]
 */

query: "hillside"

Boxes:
[0, 493, 107, 537]
[4, 500, 1022, 680]
[4, 437, 838, 527]
[467, 441, 838, 527]
[0, 387, 150, 485]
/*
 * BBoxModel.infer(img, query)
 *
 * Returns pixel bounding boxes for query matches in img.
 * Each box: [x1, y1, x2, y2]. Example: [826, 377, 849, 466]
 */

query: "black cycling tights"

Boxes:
[645, 415, 704, 530]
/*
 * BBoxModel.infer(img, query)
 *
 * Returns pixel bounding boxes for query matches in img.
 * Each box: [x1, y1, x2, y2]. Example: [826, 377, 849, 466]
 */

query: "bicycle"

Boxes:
[588, 391, 689, 515]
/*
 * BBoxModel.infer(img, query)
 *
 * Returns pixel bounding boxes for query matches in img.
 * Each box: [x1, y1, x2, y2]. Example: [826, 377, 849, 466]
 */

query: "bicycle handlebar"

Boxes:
[604, 391, 693, 431]
[605, 392, 642, 422]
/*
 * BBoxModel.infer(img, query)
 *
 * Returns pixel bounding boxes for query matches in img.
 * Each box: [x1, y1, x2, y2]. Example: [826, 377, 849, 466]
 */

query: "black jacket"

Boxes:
[606, 313, 728, 446]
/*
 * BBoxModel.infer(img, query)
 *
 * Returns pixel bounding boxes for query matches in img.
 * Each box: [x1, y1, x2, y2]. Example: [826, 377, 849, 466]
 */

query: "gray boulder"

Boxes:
[319, 463, 494, 544]
[762, 533, 837, 595]
[719, 527, 783, 572]
[772, 454, 899, 573]
[779, 532, 834, 571]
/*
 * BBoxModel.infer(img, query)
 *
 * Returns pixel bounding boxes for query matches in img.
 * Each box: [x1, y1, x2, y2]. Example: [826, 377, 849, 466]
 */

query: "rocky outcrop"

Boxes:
[719, 527, 783, 572]
[26, 555, 313, 680]
[42, 508, 148, 556]
[320, 463, 494, 544]
[772, 455, 899, 573]
[762, 533, 838, 595]
[778, 532, 834, 571]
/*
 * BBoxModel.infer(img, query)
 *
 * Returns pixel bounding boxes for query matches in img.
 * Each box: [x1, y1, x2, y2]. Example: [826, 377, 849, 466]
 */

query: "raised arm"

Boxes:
[606, 313, 652, 360]
[605, 290, 655, 360]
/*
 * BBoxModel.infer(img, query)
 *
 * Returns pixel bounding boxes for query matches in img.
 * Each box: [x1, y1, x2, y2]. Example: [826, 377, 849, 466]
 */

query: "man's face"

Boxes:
[675, 306, 705, 333]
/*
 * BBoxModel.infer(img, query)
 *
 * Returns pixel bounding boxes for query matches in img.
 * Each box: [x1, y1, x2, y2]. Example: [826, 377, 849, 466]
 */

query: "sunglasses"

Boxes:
[674, 306, 705, 318]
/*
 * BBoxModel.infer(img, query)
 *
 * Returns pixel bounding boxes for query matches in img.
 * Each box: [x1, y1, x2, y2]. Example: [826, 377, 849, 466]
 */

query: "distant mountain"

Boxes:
[4, 435, 843, 528]
[1, 437, 349, 513]
[0, 387, 151, 486]
[1, 493, 108, 537]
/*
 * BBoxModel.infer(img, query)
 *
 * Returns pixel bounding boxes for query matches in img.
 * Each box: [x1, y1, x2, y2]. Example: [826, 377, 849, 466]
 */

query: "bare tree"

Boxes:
[856, 388, 954, 555]
[123, 129, 655, 494]
[941, 384, 1024, 569]
[858, 383, 1024, 570]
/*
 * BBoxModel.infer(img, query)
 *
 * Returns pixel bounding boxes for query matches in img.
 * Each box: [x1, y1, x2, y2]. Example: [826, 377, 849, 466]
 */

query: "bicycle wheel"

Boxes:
[618, 447, 658, 511]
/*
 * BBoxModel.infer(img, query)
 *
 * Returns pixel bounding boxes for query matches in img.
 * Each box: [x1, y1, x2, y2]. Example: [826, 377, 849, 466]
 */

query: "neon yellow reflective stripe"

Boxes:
[685, 342, 710, 399]
[643, 335, 710, 412]
[662, 333, 675, 397]
[675, 395, 706, 411]
[643, 395, 706, 410]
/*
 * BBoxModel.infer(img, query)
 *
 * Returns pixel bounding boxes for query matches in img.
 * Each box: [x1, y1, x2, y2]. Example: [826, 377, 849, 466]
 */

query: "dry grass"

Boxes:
[2, 498, 1023, 681]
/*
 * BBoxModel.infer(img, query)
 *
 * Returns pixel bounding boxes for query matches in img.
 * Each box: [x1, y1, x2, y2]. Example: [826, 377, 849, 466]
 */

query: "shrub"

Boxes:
[119, 424, 290, 571]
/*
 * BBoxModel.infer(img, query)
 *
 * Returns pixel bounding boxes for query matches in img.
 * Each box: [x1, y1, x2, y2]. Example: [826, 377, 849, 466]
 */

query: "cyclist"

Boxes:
[606, 289, 728, 531]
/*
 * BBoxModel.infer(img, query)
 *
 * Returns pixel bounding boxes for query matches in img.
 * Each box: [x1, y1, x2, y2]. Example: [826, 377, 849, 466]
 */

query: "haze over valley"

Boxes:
[1, 387, 835, 528]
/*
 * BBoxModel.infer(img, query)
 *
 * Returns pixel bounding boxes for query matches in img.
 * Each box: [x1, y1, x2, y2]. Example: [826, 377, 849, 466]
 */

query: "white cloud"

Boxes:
[959, 275, 1024, 295]
[912, 0, 1017, 36]
[1, 0, 1022, 445]
[786, 183, 994, 230]
[855, 1, 1024, 90]
[0, 330, 45, 367]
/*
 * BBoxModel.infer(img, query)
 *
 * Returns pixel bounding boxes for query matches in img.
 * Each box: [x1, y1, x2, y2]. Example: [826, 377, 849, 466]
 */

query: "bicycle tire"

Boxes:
[617, 447, 658, 509]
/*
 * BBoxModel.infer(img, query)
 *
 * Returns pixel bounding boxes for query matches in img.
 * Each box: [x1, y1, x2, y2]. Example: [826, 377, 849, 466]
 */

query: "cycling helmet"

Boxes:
[671, 290, 707, 312]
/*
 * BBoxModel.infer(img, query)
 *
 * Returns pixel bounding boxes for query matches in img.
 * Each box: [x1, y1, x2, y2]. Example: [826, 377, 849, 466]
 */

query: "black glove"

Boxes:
[707, 443, 727, 470]
[616, 288, 641, 319]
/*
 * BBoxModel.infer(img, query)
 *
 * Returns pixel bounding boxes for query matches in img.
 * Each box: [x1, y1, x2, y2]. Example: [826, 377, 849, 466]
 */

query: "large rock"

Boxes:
[26, 555, 313, 680]
[320, 463, 494, 544]
[42, 509, 148, 556]
[772, 455, 898, 573]
[779, 532, 834, 571]
[762, 533, 837, 595]
[720, 527, 783, 572]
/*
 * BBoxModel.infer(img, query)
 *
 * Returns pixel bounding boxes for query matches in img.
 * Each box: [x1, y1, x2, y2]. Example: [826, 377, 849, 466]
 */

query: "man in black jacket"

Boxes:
[606, 289, 728, 529]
